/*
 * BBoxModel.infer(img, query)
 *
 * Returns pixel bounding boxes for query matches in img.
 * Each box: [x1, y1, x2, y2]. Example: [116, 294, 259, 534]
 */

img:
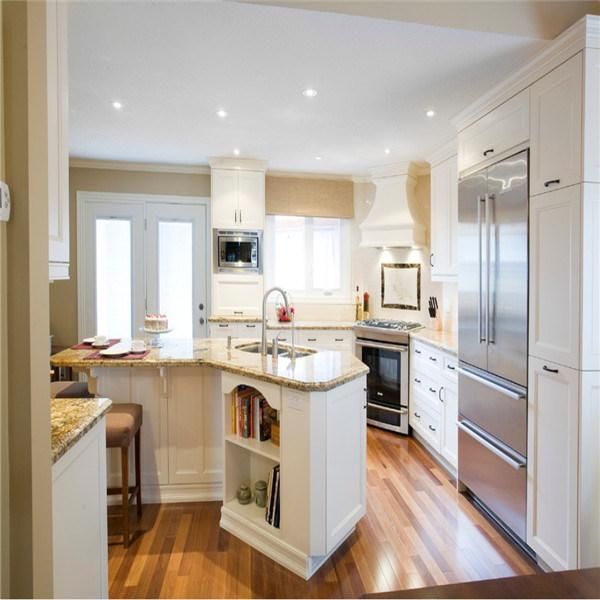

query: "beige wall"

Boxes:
[50, 167, 211, 347]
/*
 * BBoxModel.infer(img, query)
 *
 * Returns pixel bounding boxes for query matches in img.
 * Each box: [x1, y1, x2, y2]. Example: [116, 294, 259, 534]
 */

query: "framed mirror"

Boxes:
[381, 263, 421, 310]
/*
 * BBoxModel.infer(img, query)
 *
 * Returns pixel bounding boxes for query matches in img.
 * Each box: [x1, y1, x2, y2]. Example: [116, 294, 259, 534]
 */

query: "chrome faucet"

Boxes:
[261, 286, 290, 356]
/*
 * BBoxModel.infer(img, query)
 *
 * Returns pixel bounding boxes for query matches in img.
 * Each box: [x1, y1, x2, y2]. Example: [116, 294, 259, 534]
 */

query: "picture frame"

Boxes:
[381, 263, 421, 310]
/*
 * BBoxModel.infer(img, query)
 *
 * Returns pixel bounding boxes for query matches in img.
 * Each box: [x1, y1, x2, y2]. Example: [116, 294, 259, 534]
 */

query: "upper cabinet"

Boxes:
[430, 154, 458, 281]
[210, 162, 266, 230]
[47, 0, 70, 280]
[457, 89, 529, 174]
[583, 48, 600, 183]
[530, 53, 583, 196]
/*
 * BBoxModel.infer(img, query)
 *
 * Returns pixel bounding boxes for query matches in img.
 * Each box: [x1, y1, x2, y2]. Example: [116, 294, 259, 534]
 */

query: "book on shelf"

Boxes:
[265, 464, 280, 529]
[232, 387, 278, 443]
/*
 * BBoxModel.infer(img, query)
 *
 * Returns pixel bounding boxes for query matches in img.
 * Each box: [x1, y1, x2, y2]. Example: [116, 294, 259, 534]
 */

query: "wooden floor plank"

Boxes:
[108, 428, 538, 598]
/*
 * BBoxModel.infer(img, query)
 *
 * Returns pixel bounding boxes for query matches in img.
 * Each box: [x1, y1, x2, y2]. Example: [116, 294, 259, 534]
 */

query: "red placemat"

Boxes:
[84, 349, 151, 361]
[71, 338, 121, 350]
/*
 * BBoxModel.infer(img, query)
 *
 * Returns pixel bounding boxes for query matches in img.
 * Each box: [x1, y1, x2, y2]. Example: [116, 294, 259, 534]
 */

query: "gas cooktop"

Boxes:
[353, 319, 423, 344]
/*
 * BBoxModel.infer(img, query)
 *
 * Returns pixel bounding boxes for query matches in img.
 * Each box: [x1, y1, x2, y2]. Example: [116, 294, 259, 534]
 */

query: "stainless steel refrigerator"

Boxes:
[457, 149, 529, 546]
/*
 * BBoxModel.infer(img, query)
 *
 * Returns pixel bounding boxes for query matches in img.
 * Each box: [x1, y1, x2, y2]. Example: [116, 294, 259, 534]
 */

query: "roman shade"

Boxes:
[265, 176, 354, 219]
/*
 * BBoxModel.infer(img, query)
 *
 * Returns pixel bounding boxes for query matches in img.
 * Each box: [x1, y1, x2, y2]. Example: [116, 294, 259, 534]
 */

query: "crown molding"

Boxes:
[586, 15, 600, 48]
[69, 158, 210, 175]
[452, 15, 591, 132]
[267, 170, 354, 181]
[426, 138, 458, 167]
[208, 157, 268, 171]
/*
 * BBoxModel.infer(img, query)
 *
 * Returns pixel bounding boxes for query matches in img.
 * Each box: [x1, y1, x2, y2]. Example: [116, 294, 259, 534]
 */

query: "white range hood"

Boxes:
[359, 162, 426, 248]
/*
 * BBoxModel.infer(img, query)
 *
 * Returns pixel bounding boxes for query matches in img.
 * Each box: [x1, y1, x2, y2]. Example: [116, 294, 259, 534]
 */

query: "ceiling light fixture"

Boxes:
[216, 109, 228, 118]
[426, 109, 435, 118]
[384, 148, 391, 155]
[315, 156, 322, 161]
[112, 101, 123, 110]
[233, 148, 240, 156]
[302, 88, 318, 98]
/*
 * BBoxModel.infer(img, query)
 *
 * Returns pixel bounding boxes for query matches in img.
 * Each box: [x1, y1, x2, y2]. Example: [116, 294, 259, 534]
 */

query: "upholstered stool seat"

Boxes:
[51, 381, 94, 398]
[106, 403, 143, 547]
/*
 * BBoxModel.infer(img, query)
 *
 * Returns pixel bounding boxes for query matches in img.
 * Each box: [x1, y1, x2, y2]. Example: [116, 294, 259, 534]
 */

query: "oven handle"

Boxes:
[355, 339, 407, 353]
[457, 420, 526, 470]
[367, 403, 408, 415]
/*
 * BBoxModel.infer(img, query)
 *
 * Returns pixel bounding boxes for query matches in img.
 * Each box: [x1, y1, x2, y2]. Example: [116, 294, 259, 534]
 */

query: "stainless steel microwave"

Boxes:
[214, 229, 262, 273]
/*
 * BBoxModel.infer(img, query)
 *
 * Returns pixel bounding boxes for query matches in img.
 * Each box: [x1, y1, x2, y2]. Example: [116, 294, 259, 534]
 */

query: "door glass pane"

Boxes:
[159, 220, 193, 338]
[96, 218, 132, 338]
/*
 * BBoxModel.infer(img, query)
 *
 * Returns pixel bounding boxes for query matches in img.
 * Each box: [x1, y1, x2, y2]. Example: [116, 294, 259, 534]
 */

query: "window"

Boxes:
[265, 215, 351, 301]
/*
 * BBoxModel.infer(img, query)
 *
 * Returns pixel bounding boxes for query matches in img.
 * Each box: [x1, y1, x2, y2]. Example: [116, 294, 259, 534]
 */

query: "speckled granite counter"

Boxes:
[410, 328, 458, 355]
[51, 397, 112, 464]
[50, 338, 368, 392]
[209, 316, 356, 330]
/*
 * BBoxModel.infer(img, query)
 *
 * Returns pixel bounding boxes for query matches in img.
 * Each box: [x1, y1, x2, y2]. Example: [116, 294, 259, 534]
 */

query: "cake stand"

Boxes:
[140, 327, 173, 348]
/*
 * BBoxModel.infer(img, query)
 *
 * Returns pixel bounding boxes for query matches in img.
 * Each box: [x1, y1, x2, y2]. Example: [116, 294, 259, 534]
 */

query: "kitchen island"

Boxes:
[51, 338, 369, 579]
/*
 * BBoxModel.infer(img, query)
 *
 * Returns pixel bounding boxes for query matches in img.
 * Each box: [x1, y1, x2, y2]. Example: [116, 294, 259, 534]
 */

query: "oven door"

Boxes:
[356, 338, 409, 433]
[217, 234, 259, 271]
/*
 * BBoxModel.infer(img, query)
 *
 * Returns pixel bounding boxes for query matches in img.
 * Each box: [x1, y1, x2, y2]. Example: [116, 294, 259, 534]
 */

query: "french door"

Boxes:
[78, 193, 209, 340]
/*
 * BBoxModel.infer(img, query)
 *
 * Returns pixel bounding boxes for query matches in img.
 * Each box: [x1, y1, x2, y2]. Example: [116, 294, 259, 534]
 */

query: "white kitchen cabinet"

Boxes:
[583, 48, 600, 183]
[529, 185, 581, 369]
[409, 339, 458, 471]
[530, 53, 583, 196]
[211, 168, 265, 229]
[212, 273, 263, 316]
[527, 356, 579, 571]
[297, 330, 354, 351]
[457, 88, 529, 174]
[209, 322, 263, 340]
[53, 419, 108, 599]
[430, 155, 458, 280]
[47, 0, 70, 280]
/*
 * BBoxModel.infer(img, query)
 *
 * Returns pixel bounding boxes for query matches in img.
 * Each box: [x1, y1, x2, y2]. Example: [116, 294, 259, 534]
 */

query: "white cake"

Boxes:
[145, 314, 168, 331]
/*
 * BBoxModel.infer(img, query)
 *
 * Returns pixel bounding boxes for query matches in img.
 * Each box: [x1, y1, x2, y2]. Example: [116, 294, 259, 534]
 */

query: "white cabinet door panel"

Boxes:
[440, 383, 458, 468]
[237, 170, 265, 229]
[529, 185, 581, 369]
[584, 48, 600, 183]
[212, 274, 263, 316]
[527, 357, 579, 571]
[531, 53, 583, 196]
[211, 169, 238, 229]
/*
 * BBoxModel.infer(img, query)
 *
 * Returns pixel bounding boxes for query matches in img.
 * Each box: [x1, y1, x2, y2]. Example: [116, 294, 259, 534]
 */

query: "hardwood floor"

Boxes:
[108, 427, 538, 598]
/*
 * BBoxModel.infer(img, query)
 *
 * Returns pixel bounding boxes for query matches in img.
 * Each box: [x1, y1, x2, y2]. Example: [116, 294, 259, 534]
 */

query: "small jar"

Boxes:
[237, 484, 252, 505]
[254, 480, 268, 508]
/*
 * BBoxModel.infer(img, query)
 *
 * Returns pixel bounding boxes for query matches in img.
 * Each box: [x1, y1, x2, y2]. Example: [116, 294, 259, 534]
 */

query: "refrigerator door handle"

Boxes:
[487, 193, 496, 345]
[478, 195, 486, 344]
[484, 192, 492, 345]
[458, 367, 526, 400]
[458, 420, 526, 470]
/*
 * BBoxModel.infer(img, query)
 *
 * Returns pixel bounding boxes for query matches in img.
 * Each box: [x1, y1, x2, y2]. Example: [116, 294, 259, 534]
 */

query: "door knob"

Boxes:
[198, 303, 205, 311]
[199, 317, 205, 325]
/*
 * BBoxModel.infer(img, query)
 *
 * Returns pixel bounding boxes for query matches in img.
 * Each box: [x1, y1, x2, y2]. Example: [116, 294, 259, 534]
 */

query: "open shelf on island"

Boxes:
[225, 434, 280, 462]
[223, 498, 281, 538]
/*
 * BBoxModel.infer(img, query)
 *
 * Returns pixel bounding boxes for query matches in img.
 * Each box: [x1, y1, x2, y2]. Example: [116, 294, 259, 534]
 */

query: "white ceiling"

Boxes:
[69, 1, 547, 175]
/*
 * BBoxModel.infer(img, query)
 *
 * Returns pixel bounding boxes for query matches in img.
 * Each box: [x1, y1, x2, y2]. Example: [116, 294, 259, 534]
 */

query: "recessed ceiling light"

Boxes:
[426, 109, 435, 118]
[384, 148, 391, 155]
[112, 101, 123, 110]
[315, 156, 322, 161]
[233, 148, 240, 156]
[303, 88, 318, 98]
[216, 109, 228, 118]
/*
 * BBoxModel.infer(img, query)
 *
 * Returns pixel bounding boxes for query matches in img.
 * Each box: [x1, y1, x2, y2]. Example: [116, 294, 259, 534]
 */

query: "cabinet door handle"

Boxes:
[429, 356, 438, 362]
[239, 209, 242, 223]
[542, 365, 559, 374]
[234, 209, 237, 223]
[415, 349, 422, 355]
[428, 425, 437, 432]
[483, 148, 494, 157]
[430, 253, 434, 267]
[414, 377, 421, 384]
[447, 364, 456, 371]
[544, 178, 561, 188]
[429, 387, 437, 394]
[439, 386, 444, 403]
[414, 412, 421, 419]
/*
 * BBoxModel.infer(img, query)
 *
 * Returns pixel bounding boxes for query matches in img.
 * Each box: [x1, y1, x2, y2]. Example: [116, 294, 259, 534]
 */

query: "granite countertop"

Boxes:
[410, 328, 458, 355]
[209, 316, 356, 330]
[51, 397, 112, 464]
[50, 338, 369, 392]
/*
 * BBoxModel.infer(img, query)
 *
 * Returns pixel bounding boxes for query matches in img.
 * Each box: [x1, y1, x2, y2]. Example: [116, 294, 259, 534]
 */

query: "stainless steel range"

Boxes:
[354, 319, 423, 434]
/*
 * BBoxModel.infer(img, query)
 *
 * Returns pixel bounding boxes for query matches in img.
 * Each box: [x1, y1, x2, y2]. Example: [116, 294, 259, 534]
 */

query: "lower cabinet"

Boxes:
[212, 274, 263, 316]
[209, 321, 263, 340]
[53, 419, 108, 599]
[409, 339, 458, 471]
[527, 356, 579, 570]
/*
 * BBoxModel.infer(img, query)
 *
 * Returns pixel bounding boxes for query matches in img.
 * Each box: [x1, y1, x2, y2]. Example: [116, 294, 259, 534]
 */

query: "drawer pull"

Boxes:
[415, 349, 422, 355]
[542, 365, 559, 374]
[334, 338, 344, 342]
[439, 386, 444, 403]
[544, 178, 561, 188]
[414, 412, 421, 419]
[246, 324, 256, 328]
[233, 311, 244, 315]
[307, 338, 317, 342]
[483, 148, 494, 157]
[428, 425, 437, 432]
[429, 356, 437, 362]
[218, 324, 229, 328]
[414, 377, 422, 384]
[376, 392, 384, 397]
[429, 387, 437, 394]
[447, 364, 456, 371]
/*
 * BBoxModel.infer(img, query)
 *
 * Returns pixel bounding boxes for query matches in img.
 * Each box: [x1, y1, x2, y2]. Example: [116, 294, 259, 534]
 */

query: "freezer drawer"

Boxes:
[459, 366, 527, 456]
[458, 420, 527, 542]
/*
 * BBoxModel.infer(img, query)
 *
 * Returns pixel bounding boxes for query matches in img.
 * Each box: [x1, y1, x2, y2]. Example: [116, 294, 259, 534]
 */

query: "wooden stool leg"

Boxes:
[135, 429, 142, 516]
[121, 446, 129, 547]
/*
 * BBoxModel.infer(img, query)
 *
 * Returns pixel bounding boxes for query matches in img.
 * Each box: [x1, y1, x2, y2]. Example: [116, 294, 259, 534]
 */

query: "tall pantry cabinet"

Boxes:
[455, 17, 600, 572]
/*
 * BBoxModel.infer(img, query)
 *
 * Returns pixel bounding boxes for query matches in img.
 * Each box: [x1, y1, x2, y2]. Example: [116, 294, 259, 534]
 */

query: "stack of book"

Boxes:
[232, 386, 278, 441]
[265, 464, 280, 528]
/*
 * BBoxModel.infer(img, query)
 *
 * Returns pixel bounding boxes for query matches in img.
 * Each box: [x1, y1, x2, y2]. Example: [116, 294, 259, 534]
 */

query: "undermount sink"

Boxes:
[235, 342, 316, 359]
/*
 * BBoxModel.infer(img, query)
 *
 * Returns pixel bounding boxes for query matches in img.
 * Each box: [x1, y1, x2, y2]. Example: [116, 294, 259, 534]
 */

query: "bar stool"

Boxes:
[106, 404, 143, 547]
